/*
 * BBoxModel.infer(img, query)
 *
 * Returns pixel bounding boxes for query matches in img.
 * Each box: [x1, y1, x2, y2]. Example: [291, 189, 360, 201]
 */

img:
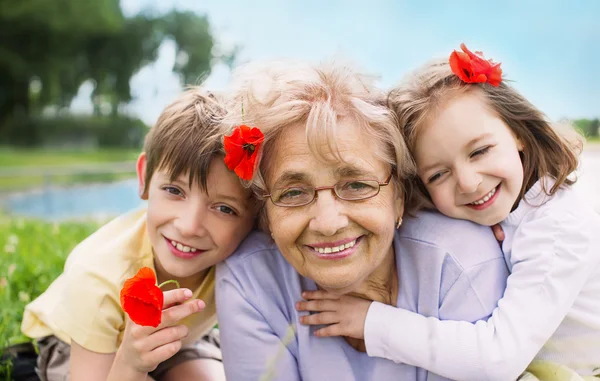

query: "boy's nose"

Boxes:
[175, 206, 207, 237]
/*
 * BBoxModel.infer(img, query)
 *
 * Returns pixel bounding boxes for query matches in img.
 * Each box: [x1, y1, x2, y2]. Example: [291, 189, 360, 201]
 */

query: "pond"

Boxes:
[1, 179, 145, 221]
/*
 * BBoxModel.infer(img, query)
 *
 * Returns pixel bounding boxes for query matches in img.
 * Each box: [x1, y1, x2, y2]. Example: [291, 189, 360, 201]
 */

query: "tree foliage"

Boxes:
[0, 0, 228, 136]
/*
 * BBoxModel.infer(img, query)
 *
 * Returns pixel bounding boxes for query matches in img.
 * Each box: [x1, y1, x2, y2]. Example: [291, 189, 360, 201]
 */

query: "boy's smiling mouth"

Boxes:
[163, 236, 205, 258]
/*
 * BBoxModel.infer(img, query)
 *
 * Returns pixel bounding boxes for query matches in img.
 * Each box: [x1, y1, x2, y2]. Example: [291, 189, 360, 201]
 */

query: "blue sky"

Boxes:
[73, 0, 600, 125]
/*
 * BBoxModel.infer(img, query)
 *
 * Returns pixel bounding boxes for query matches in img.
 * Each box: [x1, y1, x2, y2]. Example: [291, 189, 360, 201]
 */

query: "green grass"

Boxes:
[0, 216, 100, 352]
[0, 148, 139, 192]
[0, 147, 139, 167]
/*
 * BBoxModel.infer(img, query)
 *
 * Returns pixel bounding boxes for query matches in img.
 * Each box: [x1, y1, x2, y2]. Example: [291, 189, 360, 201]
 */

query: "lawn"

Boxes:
[0, 215, 101, 377]
[0, 148, 139, 192]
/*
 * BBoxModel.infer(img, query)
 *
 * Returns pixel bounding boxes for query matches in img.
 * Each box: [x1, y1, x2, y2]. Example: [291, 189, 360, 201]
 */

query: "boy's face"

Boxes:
[137, 153, 256, 284]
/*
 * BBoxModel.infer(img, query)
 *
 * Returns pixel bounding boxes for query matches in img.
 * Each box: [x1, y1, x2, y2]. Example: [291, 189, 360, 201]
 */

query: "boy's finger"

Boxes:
[159, 299, 205, 328]
[296, 299, 337, 312]
[143, 340, 183, 367]
[301, 290, 340, 300]
[144, 325, 189, 352]
[300, 312, 339, 326]
[162, 288, 194, 309]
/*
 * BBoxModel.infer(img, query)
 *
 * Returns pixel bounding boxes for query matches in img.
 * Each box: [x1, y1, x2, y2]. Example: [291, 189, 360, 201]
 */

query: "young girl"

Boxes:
[21, 89, 258, 381]
[297, 44, 600, 381]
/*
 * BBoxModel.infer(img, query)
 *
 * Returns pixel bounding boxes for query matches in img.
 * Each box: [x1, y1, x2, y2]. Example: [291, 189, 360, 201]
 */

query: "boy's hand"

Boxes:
[296, 290, 372, 339]
[114, 288, 205, 375]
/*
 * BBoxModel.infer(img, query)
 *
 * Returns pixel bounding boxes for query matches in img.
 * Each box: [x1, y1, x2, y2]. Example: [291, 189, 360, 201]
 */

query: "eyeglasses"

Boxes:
[264, 174, 392, 207]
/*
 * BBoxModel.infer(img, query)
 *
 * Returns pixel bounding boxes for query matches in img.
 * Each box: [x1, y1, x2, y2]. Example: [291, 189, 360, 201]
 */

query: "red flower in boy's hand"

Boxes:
[224, 125, 264, 181]
[449, 43, 503, 87]
[120, 267, 163, 327]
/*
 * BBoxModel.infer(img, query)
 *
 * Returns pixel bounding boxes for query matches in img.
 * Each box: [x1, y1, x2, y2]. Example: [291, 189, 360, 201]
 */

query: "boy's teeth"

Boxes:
[471, 187, 497, 205]
[314, 239, 357, 254]
[171, 240, 197, 253]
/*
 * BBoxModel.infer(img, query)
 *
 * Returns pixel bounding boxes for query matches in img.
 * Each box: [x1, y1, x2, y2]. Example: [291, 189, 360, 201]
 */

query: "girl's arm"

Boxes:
[216, 262, 301, 381]
[364, 211, 595, 381]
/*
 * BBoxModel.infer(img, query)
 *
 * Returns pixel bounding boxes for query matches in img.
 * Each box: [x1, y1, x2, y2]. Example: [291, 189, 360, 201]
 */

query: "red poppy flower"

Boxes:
[449, 43, 503, 87]
[224, 125, 265, 181]
[120, 267, 163, 327]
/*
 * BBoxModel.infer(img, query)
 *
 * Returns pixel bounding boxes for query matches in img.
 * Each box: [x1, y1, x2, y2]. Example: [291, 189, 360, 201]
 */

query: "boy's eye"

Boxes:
[163, 186, 183, 196]
[216, 205, 237, 216]
[470, 146, 490, 158]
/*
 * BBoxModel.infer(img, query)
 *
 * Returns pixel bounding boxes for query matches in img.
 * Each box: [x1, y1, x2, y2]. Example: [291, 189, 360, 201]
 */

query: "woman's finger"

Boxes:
[300, 312, 340, 326]
[296, 299, 338, 312]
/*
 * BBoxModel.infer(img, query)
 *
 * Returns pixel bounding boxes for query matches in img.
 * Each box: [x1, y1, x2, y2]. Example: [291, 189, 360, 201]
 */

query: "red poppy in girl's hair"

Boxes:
[120, 267, 163, 327]
[224, 125, 265, 181]
[449, 43, 503, 87]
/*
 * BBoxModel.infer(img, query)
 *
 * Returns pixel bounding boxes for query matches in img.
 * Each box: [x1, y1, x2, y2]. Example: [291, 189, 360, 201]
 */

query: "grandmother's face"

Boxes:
[264, 119, 403, 294]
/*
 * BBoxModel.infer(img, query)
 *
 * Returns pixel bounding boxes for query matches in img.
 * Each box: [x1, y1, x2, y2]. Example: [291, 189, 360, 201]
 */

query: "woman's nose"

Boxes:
[308, 191, 349, 236]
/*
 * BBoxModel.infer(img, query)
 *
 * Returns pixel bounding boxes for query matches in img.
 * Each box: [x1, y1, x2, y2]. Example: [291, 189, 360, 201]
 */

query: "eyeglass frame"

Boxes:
[263, 173, 393, 207]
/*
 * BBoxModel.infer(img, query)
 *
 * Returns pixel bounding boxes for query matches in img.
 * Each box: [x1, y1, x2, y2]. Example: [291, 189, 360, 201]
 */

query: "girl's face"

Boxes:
[413, 90, 524, 226]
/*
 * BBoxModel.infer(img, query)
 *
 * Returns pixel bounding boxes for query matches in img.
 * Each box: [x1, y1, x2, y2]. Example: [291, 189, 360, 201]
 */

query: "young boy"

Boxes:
[20, 89, 258, 381]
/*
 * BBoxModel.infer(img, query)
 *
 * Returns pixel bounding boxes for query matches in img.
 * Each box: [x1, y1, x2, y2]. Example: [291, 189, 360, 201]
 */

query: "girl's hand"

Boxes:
[296, 290, 371, 339]
[113, 288, 205, 376]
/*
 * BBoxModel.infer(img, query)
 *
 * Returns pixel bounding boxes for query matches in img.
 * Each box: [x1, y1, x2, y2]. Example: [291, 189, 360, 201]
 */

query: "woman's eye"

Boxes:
[470, 146, 490, 158]
[279, 188, 308, 200]
[216, 205, 237, 215]
[163, 186, 183, 196]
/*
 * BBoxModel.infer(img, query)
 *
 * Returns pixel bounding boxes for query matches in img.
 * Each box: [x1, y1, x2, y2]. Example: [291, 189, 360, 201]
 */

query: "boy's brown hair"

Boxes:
[141, 88, 227, 197]
[387, 59, 582, 212]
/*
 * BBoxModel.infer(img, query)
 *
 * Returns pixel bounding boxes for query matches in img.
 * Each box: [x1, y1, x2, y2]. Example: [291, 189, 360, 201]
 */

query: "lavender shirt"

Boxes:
[216, 210, 508, 381]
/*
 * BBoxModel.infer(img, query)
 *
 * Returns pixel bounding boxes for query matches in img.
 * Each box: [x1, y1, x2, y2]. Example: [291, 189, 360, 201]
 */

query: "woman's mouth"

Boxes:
[306, 236, 362, 260]
[466, 184, 500, 210]
[165, 237, 205, 259]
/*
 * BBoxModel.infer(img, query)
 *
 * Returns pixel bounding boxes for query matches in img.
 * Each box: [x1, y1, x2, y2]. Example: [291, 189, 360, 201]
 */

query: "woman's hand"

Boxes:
[109, 288, 206, 380]
[296, 290, 372, 339]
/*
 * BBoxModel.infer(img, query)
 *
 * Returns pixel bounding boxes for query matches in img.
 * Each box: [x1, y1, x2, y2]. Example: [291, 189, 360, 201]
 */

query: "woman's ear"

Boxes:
[136, 152, 149, 200]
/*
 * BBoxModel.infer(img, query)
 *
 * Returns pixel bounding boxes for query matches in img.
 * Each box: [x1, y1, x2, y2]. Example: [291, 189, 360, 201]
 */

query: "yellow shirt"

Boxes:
[21, 208, 217, 354]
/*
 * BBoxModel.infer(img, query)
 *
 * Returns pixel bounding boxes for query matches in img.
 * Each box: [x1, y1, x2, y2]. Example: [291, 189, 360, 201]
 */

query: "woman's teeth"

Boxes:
[171, 240, 197, 253]
[470, 187, 497, 205]
[314, 239, 357, 254]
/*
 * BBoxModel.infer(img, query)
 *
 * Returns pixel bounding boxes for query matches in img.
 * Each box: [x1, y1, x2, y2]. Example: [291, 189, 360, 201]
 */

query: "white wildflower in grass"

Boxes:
[7, 263, 16, 277]
[18, 291, 31, 302]
[4, 243, 15, 254]
[7, 234, 19, 245]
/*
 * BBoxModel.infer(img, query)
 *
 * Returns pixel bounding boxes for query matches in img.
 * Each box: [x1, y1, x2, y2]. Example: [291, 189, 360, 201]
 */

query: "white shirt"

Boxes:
[364, 178, 600, 381]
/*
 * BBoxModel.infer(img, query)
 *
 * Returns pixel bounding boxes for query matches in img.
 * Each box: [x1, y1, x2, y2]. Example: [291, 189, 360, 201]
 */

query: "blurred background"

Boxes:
[0, 0, 599, 372]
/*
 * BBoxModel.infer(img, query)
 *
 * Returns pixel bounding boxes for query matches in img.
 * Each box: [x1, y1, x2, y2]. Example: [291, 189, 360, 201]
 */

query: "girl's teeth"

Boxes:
[314, 239, 357, 254]
[471, 187, 497, 205]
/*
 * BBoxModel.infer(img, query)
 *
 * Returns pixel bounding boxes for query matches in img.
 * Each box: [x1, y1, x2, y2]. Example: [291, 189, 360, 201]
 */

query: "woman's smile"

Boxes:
[304, 236, 364, 260]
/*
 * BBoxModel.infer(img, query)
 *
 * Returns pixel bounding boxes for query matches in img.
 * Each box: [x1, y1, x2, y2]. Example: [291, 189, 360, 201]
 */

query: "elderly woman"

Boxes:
[215, 60, 509, 381]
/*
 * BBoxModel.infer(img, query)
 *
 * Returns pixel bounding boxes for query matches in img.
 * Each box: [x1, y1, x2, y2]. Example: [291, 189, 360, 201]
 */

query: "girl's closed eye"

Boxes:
[427, 171, 447, 184]
[470, 146, 491, 158]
